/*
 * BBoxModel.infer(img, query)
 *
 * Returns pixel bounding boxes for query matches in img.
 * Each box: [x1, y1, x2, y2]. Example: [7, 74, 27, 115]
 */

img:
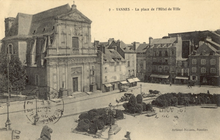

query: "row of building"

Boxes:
[1, 3, 220, 96]
[0, 3, 139, 95]
[136, 30, 220, 86]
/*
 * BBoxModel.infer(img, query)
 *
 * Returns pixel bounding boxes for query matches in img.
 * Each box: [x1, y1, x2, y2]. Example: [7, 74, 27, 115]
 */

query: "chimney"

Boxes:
[199, 41, 204, 47]
[176, 34, 181, 43]
[103, 46, 106, 53]
[206, 36, 212, 42]
[94, 41, 99, 48]
[100, 45, 105, 54]
[133, 42, 140, 50]
[71, 1, 77, 9]
[108, 38, 114, 45]
[149, 37, 153, 45]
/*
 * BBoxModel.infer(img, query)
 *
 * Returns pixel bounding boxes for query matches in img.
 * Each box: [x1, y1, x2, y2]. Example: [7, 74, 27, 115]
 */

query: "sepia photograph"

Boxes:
[0, 0, 220, 139]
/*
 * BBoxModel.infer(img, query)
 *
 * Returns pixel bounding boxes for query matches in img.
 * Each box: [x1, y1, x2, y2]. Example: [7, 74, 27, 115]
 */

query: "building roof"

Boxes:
[189, 42, 220, 56]
[136, 43, 148, 52]
[103, 48, 125, 63]
[119, 41, 135, 53]
[3, 3, 92, 40]
[206, 39, 220, 50]
[151, 37, 176, 45]
[99, 42, 108, 46]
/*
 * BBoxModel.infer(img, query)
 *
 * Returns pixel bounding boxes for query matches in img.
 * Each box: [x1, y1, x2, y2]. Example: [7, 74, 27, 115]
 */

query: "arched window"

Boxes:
[7, 44, 13, 54]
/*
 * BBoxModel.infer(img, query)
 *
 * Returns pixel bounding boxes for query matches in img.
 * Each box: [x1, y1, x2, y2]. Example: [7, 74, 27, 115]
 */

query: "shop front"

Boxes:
[150, 74, 169, 84]
[103, 83, 113, 92]
[127, 78, 135, 87]
[132, 77, 140, 86]
[119, 80, 129, 92]
[206, 76, 219, 86]
[174, 76, 189, 84]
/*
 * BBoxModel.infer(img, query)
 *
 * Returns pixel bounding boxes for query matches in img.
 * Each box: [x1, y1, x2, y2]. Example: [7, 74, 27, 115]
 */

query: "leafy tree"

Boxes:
[0, 54, 26, 94]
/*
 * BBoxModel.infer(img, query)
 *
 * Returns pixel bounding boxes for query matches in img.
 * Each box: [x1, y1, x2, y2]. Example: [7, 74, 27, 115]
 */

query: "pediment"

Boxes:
[58, 11, 91, 23]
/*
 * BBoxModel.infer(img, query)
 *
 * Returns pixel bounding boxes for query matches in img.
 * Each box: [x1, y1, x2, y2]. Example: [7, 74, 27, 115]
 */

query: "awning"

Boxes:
[133, 77, 140, 82]
[127, 78, 135, 83]
[175, 77, 188, 80]
[208, 76, 219, 78]
[120, 81, 128, 84]
[150, 74, 169, 79]
[104, 83, 112, 87]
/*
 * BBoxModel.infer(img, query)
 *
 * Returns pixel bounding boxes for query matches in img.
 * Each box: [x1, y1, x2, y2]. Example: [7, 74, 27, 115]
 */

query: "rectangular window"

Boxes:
[128, 61, 130, 67]
[210, 68, 216, 73]
[210, 59, 216, 65]
[192, 67, 197, 73]
[105, 67, 107, 73]
[192, 59, 197, 65]
[165, 51, 168, 56]
[72, 37, 79, 49]
[201, 59, 206, 65]
[114, 65, 116, 72]
[201, 67, 206, 73]
[159, 51, 162, 56]
[35, 75, 39, 86]
[105, 76, 107, 82]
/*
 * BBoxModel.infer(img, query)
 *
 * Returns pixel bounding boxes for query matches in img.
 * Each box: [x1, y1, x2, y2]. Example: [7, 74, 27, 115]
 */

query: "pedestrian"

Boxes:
[170, 81, 172, 86]
[39, 125, 53, 140]
[124, 131, 131, 140]
[207, 90, 210, 94]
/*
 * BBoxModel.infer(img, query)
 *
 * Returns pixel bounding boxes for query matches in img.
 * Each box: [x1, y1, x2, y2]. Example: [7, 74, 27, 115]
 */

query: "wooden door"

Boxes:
[72, 77, 78, 92]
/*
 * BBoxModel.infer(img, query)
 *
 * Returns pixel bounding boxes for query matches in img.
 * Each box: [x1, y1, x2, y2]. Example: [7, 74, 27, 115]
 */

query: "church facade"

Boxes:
[2, 3, 97, 94]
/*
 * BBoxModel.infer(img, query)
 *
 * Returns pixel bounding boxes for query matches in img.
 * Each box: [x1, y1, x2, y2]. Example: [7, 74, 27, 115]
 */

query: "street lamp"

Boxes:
[140, 84, 142, 94]
[5, 54, 11, 130]
[106, 103, 121, 140]
[33, 86, 39, 125]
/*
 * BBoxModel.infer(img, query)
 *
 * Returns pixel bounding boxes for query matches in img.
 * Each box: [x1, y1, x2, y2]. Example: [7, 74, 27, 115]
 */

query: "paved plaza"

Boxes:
[0, 82, 219, 140]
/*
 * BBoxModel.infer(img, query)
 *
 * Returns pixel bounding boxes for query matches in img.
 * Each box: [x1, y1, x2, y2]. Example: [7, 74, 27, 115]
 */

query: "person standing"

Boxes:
[39, 125, 53, 140]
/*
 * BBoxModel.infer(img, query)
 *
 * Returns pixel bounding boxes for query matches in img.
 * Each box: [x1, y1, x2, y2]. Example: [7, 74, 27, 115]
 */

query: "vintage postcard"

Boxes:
[0, 0, 220, 140]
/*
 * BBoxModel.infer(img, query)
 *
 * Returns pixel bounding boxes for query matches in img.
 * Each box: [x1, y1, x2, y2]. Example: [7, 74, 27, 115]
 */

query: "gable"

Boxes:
[57, 9, 92, 24]
[196, 43, 215, 54]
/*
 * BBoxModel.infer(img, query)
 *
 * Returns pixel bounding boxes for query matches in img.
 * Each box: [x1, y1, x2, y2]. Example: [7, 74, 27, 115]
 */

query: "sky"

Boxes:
[0, 0, 220, 44]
